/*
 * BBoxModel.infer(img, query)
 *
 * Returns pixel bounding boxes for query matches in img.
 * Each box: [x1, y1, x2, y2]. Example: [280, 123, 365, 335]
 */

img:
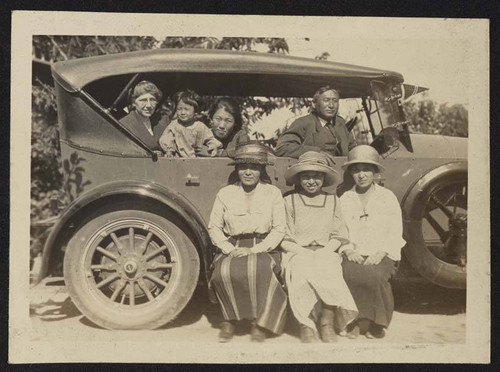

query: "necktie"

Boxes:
[325, 120, 338, 143]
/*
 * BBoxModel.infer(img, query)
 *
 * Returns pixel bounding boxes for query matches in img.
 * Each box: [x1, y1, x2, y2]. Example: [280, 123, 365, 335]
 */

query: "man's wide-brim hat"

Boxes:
[341, 145, 385, 172]
[228, 142, 274, 166]
[285, 151, 338, 187]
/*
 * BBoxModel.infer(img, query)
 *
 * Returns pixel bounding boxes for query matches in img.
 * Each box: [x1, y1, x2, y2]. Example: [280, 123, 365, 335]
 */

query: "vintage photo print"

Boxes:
[10, 12, 489, 363]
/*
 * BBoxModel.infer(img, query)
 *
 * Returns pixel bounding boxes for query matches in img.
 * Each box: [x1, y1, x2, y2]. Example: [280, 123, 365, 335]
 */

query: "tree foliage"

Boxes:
[403, 97, 468, 137]
[30, 36, 292, 261]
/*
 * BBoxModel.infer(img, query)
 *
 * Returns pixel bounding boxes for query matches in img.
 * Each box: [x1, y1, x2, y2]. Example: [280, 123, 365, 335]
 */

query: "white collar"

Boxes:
[318, 116, 328, 127]
[345, 182, 385, 201]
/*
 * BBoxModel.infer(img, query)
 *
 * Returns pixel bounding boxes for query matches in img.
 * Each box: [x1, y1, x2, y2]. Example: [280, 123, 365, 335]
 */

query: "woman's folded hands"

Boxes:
[229, 248, 252, 257]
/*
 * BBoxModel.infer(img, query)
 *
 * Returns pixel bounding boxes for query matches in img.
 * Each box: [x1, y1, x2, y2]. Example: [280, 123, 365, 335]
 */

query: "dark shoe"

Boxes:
[319, 305, 337, 343]
[357, 318, 371, 335]
[347, 325, 360, 339]
[300, 325, 318, 343]
[319, 324, 337, 343]
[366, 324, 386, 339]
[218, 321, 235, 343]
[250, 322, 266, 343]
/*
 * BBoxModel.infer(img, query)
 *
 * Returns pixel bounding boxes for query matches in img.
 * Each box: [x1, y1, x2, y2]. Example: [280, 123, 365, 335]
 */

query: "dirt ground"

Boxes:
[29, 276, 466, 345]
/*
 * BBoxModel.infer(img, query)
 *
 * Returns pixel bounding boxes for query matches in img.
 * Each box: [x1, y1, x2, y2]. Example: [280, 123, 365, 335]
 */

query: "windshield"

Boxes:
[342, 80, 413, 152]
[369, 80, 406, 129]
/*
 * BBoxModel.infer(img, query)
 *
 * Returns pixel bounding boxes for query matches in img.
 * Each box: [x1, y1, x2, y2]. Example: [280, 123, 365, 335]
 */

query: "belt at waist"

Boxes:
[304, 244, 324, 251]
[228, 233, 268, 248]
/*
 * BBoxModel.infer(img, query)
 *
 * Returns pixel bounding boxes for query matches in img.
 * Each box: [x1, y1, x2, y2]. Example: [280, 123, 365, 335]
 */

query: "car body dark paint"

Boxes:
[37, 179, 211, 285]
[37, 49, 468, 294]
[52, 48, 403, 98]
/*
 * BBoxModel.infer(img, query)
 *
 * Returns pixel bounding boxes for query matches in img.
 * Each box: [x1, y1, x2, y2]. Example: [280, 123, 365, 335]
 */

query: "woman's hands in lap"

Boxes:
[363, 251, 387, 265]
[344, 249, 387, 265]
[229, 248, 253, 258]
[344, 248, 365, 264]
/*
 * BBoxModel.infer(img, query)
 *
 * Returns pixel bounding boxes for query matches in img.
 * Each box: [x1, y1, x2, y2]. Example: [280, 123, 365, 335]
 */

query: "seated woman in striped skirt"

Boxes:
[208, 142, 288, 343]
[281, 151, 358, 343]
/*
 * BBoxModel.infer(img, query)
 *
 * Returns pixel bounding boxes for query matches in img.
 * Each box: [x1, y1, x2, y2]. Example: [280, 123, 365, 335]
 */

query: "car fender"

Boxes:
[401, 161, 467, 288]
[36, 180, 211, 285]
[402, 161, 467, 219]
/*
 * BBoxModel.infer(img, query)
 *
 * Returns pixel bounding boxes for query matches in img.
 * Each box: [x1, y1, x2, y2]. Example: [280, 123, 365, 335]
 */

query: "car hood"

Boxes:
[407, 133, 468, 159]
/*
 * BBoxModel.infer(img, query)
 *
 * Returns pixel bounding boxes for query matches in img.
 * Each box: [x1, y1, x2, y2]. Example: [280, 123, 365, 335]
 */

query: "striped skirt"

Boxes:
[209, 250, 288, 335]
[342, 256, 397, 328]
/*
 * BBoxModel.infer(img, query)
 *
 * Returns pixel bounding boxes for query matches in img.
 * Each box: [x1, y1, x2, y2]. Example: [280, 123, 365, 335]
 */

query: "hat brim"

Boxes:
[228, 158, 273, 166]
[285, 163, 338, 187]
[341, 159, 385, 172]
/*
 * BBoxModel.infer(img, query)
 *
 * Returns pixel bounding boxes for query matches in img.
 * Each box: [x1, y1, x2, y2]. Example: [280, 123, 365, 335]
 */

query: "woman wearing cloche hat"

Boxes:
[208, 142, 287, 343]
[281, 151, 358, 343]
[339, 145, 406, 339]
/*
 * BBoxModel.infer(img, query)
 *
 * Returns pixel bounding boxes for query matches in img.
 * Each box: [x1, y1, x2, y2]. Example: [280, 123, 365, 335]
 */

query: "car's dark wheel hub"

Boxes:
[85, 220, 179, 307]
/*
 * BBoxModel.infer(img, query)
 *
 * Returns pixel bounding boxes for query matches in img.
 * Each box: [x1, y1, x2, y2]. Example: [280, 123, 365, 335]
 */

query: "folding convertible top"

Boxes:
[51, 48, 405, 98]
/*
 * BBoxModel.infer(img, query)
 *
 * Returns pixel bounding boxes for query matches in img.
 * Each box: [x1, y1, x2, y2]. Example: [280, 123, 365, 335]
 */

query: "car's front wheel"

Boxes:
[64, 208, 200, 329]
[404, 172, 467, 289]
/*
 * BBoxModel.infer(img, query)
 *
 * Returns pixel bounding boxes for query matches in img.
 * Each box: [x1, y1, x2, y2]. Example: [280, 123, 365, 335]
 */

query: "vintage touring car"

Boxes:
[35, 49, 467, 329]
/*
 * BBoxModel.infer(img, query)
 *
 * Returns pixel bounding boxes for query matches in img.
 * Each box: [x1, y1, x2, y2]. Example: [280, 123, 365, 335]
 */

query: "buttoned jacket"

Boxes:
[120, 110, 170, 151]
[275, 113, 355, 158]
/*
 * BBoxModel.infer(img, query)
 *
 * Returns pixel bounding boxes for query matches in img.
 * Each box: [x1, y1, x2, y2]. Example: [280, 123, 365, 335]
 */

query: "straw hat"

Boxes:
[341, 145, 385, 172]
[285, 151, 338, 187]
[228, 142, 274, 166]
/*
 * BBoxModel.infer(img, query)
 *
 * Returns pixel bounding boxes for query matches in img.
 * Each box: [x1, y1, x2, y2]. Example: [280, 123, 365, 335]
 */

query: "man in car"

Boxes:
[275, 86, 355, 158]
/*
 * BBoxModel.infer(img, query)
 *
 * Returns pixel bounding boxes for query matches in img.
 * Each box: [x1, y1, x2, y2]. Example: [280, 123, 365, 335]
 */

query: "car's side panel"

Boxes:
[47, 141, 466, 283]
[37, 177, 211, 284]
[59, 141, 463, 221]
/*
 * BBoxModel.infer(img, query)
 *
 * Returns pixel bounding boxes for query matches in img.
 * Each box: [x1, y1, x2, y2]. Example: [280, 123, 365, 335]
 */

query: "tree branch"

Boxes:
[48, 36, 68, 61]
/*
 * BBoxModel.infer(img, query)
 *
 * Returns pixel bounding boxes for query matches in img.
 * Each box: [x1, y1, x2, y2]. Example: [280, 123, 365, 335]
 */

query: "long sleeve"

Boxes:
[158, 126, 176, 153]
[275, 120, 321, 158]
[379, 191, 405, 261]
[219, 129, 250, 157]
[208, 192, 235, 254]
[251, 187, 286, 253]
[202, 124, 223, 150]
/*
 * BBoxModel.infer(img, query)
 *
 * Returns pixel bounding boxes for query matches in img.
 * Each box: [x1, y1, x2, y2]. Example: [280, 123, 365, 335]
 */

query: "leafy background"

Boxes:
[30, 36, 468, 265]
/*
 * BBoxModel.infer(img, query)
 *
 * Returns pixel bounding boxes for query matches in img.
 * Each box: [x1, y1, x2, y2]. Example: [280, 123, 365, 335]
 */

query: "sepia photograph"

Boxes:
[10, 12, 489, 363]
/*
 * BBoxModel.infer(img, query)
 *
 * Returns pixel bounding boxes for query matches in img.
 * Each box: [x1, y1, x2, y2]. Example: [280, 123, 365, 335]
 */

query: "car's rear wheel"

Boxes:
[404, 173, 467, 289]
[64, 209, 200, 329]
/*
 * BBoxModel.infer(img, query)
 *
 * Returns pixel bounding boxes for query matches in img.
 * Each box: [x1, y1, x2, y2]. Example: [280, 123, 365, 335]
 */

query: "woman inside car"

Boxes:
[195, 97, 249, 157]
[281, 151, 358, 343]
[119, 80, 169, 151]
[339, 145, 406, 339]
[208, 142, 287, 343]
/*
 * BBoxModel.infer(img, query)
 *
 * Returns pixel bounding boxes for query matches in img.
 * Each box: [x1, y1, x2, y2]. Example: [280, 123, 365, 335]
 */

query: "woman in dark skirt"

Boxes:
[339, 145, 406, 339]
[208, 142, 287, 342]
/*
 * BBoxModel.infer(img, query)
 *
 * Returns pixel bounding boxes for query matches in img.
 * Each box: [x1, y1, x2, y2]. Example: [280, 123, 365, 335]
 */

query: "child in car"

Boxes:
[160, 90, 222, 158]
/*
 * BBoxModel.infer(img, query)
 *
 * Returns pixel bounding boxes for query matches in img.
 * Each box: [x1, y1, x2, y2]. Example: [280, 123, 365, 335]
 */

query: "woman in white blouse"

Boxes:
[339, 145, 406, 339]
[208, 142, 287, 343]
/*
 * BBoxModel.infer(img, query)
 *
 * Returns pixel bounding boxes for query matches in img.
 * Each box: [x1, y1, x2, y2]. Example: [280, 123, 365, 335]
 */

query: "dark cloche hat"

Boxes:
[228, 142, 274, 166]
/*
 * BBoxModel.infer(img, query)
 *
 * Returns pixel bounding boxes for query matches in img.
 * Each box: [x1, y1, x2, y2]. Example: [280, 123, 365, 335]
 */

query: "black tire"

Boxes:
[64, 208, 200, 329]
[404, 172, 467, 289]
